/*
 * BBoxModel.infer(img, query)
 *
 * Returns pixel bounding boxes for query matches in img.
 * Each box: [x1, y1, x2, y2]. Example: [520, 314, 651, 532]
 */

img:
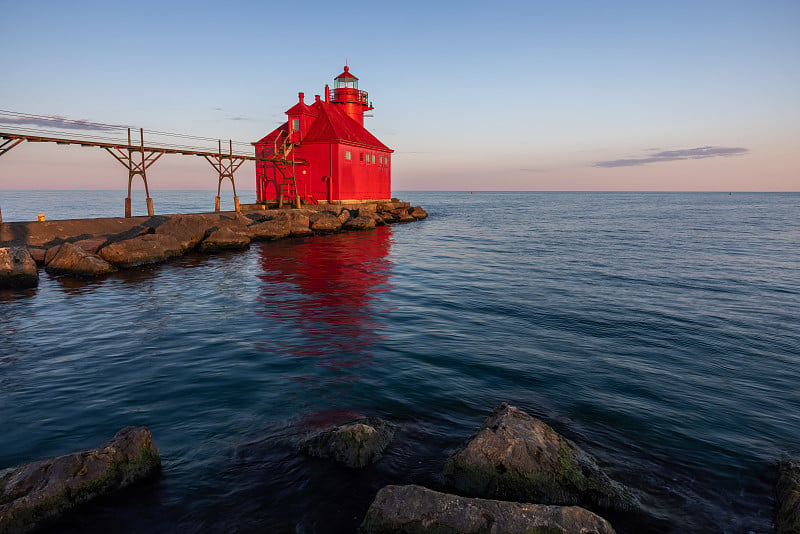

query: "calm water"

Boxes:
[1, 191, 799, 533]
[0, 190, 245, 221]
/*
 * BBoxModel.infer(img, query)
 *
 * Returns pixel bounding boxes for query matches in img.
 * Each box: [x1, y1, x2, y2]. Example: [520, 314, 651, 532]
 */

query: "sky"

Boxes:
[0, 0, 798, 191]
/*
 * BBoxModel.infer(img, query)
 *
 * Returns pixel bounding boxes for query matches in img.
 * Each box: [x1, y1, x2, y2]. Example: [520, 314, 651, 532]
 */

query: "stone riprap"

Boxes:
[443, 403, 641, 514]
[0, 427, 160, 534]
[360, 484, 617, 534]
[0, 201, 426, 282]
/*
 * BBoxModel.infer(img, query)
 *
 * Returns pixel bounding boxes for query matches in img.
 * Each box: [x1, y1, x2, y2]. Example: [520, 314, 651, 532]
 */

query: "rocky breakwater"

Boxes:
[361, 403, 644, 534]
[0, 427, 160, 534]
[0, 201, 427, 285]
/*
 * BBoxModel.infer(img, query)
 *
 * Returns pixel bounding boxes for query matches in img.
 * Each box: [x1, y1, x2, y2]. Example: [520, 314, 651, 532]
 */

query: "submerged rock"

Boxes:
[360, 484, 616, 534]
[0, 426, 161, 534]
[0, 246, 38, 289]
[45, 242, 117, 277]
[301, 417, 396, 469]
[777, 461, 800, 534]
[443, 403, 640, 513]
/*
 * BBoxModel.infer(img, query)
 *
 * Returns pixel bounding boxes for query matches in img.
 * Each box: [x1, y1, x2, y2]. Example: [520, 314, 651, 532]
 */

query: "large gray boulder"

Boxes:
[343, 215, 376, 231]
[248, 217, 291, 241]
[99, 234, 184, 268]
[45, 242, 117, 277]
[443, 403, 640, 513]
[356, 208, 387, 227]
[0, 426, 161, 534]
[409, 206, 428, 219]
[198, 226, 251, 252]
[154, 214, 208, 251]
[71, 237, 108, 255]
[360, 485, 616, 534]
[289, 212, 313, 237]
[777, 461, 800, 534]
[393, 209, 416, 223]
[308, 211, 342, 233]
[301, 417, 396, 469]
[0, 247, 38, 289]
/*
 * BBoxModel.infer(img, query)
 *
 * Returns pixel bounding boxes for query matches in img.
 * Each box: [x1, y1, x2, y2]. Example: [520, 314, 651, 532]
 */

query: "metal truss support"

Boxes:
[103, 128, 161, 217]
[0, 136, 25, 223]
[0, 137, 23, 158]
[204, 140, 244, 213]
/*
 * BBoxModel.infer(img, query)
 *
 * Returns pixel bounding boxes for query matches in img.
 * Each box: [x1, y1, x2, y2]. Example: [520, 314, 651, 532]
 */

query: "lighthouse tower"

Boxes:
[327, 66, 373, 126]
[253, 66, 392, 206]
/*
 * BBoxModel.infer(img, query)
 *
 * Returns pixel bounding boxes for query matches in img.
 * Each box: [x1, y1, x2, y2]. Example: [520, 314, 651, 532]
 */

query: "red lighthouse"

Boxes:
[253, 66, 393, 207]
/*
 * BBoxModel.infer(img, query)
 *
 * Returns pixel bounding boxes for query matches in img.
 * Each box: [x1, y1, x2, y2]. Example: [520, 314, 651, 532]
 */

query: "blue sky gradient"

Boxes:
[1, 0, 798, 190]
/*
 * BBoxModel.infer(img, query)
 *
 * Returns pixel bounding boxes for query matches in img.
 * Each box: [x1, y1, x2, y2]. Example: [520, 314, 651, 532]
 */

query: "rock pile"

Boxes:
[443, 403, 640, 512]
[361, 485, 617, 534]
[360, 403, 639, 534]
[0, 201, 427, 287]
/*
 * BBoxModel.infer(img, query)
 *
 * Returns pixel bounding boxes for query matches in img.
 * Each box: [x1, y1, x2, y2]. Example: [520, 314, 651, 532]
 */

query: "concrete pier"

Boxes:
[0, 201, 427, 284]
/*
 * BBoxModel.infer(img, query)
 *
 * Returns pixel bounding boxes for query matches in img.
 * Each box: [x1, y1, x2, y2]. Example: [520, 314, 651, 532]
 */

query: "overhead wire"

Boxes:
[0, 109, 257, 150]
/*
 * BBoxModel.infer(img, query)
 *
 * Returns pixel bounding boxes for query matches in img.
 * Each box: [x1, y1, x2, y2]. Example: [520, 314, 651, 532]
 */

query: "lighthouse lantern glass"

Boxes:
[335, 77, 357, 90]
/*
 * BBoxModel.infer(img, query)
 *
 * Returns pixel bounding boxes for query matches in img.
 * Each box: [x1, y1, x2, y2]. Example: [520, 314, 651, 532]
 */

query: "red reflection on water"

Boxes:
[255, 225, 394, 358]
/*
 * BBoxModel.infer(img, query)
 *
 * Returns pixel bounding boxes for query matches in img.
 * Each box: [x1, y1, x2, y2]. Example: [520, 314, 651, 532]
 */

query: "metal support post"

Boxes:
[0, 137, 25, 224]
[204, 140, 244, 213]
[104, 128, 161, 217]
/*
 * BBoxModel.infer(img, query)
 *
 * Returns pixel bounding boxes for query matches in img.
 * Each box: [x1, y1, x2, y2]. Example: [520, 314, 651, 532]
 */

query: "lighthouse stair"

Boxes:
[281, 179, 297, 204]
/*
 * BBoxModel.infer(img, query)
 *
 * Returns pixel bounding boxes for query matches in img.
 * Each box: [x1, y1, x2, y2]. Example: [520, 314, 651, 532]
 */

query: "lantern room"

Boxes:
[328, 66, 373, 126]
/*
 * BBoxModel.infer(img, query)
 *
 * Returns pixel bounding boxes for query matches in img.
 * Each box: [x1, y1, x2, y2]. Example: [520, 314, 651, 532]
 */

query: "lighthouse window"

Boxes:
[291, 118, 300, 131]
[359, 152, 364, 162]
[345, 150, 351, 160]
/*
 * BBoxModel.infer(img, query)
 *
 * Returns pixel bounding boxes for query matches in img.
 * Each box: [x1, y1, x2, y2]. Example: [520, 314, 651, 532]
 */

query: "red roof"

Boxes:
[253, 90, 391, 152]
[302, 101, 390, 151]
[285, 100, 317, 117]
[335, 65, 358, 80]
[252, 122, 287, 147]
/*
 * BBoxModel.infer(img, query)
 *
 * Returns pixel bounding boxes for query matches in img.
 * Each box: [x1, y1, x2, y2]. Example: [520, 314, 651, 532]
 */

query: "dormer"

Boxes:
[284, 92, 317, 142]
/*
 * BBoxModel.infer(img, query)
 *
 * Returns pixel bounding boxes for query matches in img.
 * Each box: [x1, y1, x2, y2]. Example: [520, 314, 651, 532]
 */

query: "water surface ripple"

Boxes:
[1, 192, 798, 533]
